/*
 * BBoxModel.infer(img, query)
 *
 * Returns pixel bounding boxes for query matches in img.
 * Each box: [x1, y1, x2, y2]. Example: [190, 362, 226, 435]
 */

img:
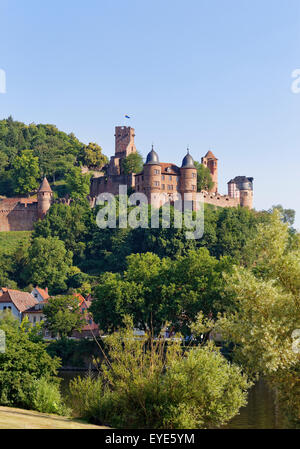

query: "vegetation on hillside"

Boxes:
[0, 116, 107, 197]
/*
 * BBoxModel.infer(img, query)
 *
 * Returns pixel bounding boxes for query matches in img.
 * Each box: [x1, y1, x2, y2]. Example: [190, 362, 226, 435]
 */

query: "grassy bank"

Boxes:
[0, 406, 107, 429]
[0, 231, 32, 254]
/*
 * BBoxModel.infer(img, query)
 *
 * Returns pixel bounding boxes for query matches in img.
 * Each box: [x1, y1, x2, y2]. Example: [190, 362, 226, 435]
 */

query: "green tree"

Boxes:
[0, 311, 60, 409]
[90, 249, 232, 333]
[23, 237, 73, 294]
[212, 211, 300, 427]
[79, 142, 108, 168]
[66, 167, 91, 199]
[43, 295, 85, 338]
[121, 151, 143, 175]
[194, 161, 214, 191]
[11, 149, 40, 195]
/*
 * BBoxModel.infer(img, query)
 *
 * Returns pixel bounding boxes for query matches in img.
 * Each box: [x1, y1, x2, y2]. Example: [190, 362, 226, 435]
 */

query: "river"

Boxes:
[59, 372, 285, 429]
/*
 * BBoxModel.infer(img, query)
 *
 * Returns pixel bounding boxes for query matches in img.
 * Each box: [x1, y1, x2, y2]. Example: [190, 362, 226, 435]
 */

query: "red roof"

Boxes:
[34, 286, 49, 300]
[0, 289, 38, 313]
[203, 150, 217, 160]
[159, 163, 180, 174]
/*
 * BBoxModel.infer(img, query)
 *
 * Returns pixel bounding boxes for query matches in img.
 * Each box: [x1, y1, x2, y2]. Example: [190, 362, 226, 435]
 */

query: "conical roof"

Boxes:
[204, 150, 217, 159]
[181, 150, 195, 168]
[38, 177, 52, 192]
[145, 145, 160, 165]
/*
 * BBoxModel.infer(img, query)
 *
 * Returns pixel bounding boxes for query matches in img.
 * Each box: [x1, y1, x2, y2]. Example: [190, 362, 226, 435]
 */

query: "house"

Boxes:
[72, 295, 99, 339]
[0, 288, 38, 322]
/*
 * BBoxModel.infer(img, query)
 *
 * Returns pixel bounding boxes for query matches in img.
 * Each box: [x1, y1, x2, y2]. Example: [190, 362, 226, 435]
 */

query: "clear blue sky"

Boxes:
[1, 0, 299, 228]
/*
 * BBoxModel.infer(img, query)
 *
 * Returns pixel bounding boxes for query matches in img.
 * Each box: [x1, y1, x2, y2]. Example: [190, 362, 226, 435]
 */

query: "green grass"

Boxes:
[0, 231, 32, 255]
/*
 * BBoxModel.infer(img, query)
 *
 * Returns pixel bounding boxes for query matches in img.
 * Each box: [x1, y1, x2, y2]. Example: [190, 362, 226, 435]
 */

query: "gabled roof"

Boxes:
[0, 289, 38, 313]
[38, 177, 52, 193]
[34, 286, 49, 300]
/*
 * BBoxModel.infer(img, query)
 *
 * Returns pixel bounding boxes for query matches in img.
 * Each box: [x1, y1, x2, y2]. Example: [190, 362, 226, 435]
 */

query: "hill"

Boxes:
[0, 116, 107, 197]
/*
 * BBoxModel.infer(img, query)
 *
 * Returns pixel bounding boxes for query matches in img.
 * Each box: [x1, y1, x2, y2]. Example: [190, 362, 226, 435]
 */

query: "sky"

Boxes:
[0, 0, 299, 229]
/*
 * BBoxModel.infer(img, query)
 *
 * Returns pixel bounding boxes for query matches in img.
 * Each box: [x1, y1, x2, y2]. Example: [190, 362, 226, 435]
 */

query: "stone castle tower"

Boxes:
[37, 177, 53, 219]
[201, 150, 218, 193]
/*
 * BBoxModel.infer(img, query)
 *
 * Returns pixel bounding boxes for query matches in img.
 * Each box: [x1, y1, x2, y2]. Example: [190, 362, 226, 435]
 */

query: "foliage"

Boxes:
[78, 142, 108, 169]
[207, 211, 300, 427]
[65, 167, 91, 200]
[32, 377, 70, 416]
[43, 295, 85, 338]
[91, 248, 233, 334]
[68, 317, 250, 429]
[121, 151, 143, 174]
[194, 161, 214, 191]
[11, 149, 40, 195]
[68, 374, 104, 420]
[21, 237, 74, 294]
[0, 311, 61, 409]
[0, 117, 107, 194]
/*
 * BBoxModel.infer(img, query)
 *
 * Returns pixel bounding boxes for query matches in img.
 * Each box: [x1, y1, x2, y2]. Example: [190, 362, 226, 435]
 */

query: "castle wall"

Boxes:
[0, 201, 39, 231]
[90, 174, 135, 197]
[200, 192, 240, 208]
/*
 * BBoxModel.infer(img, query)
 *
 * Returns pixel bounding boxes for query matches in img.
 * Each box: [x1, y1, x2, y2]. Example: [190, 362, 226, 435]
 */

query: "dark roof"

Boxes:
[0, 289, 38, 313]
[145, 146, 160, 165]
[181, 151, 195, 168]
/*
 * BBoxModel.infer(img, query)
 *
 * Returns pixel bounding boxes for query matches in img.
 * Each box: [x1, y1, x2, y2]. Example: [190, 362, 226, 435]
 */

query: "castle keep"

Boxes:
[91, 126, 254, 210]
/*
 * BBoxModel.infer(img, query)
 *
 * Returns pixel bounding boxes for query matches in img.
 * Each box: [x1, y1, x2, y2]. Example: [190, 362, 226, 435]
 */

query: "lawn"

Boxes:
[0, 231, 32, 255]
[0, 406, 107, 429]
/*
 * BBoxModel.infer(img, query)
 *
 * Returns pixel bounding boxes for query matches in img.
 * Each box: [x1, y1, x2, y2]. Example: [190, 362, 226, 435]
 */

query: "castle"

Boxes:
[0, 126, 254, 232]
[91, 126, 254, 210]
[0, 177, 53, 232]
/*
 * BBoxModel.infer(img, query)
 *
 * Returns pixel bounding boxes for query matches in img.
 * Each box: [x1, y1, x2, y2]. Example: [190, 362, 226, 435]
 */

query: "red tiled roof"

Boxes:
[0, 197, 37, 207]
[0, 289, 38, 313]
[74, 293, 85, 306]
[159, 163, 180, 174]
[35, 286, 49, 300]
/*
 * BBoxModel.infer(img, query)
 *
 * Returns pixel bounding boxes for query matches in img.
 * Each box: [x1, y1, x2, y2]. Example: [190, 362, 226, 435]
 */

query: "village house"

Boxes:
[0, 286, 99, 339]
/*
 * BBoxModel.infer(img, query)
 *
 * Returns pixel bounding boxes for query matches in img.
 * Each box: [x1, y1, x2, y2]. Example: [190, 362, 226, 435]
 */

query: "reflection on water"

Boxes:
[59, 372, 286, 429]
[226, 379, 284, 429]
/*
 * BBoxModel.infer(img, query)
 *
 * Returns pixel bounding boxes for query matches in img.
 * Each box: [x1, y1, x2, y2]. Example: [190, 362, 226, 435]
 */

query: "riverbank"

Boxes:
[0, 406, 108, 429]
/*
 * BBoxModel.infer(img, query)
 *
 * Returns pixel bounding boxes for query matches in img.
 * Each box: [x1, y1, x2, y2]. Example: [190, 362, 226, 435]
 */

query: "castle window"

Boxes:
[169, 175, 172, 181]
[192, 173, 196, 178]
[167, 185, 173, 190]
[162, 184, 165, 190]
[192, 185, 196, 190]
[162, 175, 165, 180]
[154, 181, 160, 187]
[154, 169, 160, 175]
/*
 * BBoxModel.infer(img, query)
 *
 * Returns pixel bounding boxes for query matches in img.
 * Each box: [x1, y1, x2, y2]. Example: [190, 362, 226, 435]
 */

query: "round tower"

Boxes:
[180, 149, 197, 209]
[37, 177, 53, 219]
[143, 146, 161, 208]
[239, 177, 254, 209]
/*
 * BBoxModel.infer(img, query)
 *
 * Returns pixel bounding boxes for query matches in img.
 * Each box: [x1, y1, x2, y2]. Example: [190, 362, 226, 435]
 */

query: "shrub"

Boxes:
[68, 317, 251, 429]
[33, 377, 70, 416]
[68, 374, 103, 421]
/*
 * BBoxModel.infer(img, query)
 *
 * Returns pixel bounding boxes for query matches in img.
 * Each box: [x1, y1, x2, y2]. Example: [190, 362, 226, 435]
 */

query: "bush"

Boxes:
[68, 317, 251, 429]
[33, 377, 70, 416]
[68, 374, 103, 420]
